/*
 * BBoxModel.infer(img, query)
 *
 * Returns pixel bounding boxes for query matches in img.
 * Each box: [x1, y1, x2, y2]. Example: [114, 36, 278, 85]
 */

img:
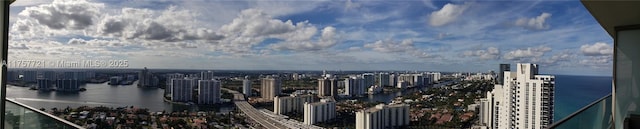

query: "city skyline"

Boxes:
[8, 0, 612, 76]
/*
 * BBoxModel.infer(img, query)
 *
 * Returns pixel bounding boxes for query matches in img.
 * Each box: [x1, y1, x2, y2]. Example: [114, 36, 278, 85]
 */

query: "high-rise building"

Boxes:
[378, 73, 390, 87]
[165, 73, 185, 95]
[344, 76, 365, 97]
[109, 76, 122, 85]
[498, 64, 511, 84]
[362, 73, 375, 88]
[56, 79, 80, 91]
[261, 76, 281, 100]
[318, 77, 338, 97]
[274, 94, 314, 115]
[37, 79, 52, 91]
[413, 74, 425, 87]
[355, 103, 410, 129]
[200, 71, 214, 80]
[389, 73, 397, 87]
[139, 67, 150, 87]
[426, 72, 441, 83]
[304, 98, 336, 125]
[480, 63, 554, 129]
[243, 76, 252, 96]
[171, 79, 196, 102]
[397, 74, 414, 86]
[397, 80, 408, 89]
[198, 80, 221, 104]
[21, 70, 38, 82]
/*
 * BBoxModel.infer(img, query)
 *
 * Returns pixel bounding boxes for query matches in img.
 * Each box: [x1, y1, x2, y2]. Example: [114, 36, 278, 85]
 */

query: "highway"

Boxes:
[224, 88, 289, 129]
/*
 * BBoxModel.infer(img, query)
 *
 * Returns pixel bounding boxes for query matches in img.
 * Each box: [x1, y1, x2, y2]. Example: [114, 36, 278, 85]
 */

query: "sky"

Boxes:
[8, 0, 613, 76]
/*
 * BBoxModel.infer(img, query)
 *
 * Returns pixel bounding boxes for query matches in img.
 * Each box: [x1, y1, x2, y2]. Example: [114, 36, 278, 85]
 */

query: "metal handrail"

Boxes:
[546, 93, 612, 129]
[5, 99, 85, 129]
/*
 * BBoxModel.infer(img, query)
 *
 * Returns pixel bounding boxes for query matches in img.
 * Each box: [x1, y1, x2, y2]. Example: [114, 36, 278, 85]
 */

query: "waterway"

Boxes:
[6, 81, 235, 113]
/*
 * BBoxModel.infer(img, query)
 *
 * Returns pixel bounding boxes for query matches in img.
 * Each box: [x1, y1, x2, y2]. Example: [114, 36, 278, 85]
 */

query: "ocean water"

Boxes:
[553, 75, 612, 122]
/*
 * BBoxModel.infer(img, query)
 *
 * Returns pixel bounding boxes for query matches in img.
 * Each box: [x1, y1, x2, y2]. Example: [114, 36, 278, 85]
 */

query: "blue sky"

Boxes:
[8, 0, 613, 76]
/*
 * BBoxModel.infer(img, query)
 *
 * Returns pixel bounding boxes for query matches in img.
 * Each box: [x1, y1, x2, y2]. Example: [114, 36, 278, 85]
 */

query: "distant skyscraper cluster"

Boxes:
[169, 71, 221, 105]
[480, 63, 555, 129]
[355, 103, 410, 129]
[9, 70, 96, 92]
[396, 73, 430, 87]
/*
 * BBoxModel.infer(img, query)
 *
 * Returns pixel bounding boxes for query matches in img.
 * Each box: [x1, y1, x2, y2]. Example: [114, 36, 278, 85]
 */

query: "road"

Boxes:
[224, 88, 289, 129]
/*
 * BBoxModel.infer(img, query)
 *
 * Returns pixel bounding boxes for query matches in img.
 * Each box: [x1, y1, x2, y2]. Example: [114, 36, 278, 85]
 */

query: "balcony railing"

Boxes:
[4, 99, 84, 129]
[546, 93, 612, 129]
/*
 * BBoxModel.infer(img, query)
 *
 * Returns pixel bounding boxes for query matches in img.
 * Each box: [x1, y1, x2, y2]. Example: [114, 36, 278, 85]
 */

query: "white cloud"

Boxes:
[364, 39, 415, 53]
[364, 39, 438, 59]
[580, 56, 612, 65]
[269, 26, 338, 51]
[19, 0, 105, 30]
[580, 42, 613, 56]
[429, 3, 470, 27]
[217, 9, 339, 53]
[515, 12, 552, 30]
[503, 46, 551, 60]
[344, 0, 361, 11]
[422, 0, 437, 10]
[578, 42, 612, 66]
[9, 43, 29, 50]
[532, 51, 575, 66]
[96, 6, 224, 42]
[462, 47, 500, 60]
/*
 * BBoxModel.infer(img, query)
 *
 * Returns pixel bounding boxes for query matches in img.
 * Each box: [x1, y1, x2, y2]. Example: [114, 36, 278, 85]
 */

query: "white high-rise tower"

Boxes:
[480, 63, 555, 129]
[243, 76, 251, 96]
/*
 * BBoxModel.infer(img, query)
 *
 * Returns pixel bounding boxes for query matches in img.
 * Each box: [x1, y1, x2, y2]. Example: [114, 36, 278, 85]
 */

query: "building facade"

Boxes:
[362, 73, 375, 88]
[498, 64, 511, 85]
[355, 103, 410, 129]
[344, 76, 365, 97]
[197, 80, 221, 104]
[378, 73, 390, 87]
[201, 71, 214, 80]
[171, 79, 196, 102]
[243, 76, 251, 96]
[318, 77, 338, 97]
[37, 79, 52, 91]
[274, 94, 314, 115]
[21, 70, 38, 82]
[304, 98, 336, 125]
[56, 79, 80, 91]
[261, 76, 281, 100]
[480, 63, 555, 129]
[138, 67, 159, 87]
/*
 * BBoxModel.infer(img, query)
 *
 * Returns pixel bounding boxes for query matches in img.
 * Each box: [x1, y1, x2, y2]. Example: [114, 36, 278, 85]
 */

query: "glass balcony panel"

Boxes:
[4, 99, 83, 129]
[548, 94, 611, 129]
